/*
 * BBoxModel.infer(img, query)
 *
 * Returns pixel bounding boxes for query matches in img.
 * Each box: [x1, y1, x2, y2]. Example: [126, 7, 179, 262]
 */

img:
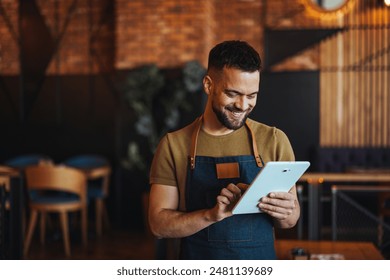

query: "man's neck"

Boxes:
[202, 111, 233, 136]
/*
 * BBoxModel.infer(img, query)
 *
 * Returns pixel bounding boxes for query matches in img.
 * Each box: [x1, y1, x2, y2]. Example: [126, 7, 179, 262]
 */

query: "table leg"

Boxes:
[0, 184, 5, 259]
[308, 182, 321, 240]
[332, 187, 337, 241]
[9, 179, 24, 259]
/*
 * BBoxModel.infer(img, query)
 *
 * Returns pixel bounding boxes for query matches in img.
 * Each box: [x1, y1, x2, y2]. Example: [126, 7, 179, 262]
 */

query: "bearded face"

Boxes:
[212, 100, 253, 130]
[207, 67, 259, 131]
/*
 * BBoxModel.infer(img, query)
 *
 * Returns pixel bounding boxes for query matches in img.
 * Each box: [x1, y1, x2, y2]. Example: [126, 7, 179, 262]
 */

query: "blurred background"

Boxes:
[1, 0, 390, 260]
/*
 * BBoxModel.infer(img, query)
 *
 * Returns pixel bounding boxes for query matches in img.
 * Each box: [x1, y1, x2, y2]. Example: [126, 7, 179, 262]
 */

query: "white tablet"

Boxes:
[231, 161, 310, 215]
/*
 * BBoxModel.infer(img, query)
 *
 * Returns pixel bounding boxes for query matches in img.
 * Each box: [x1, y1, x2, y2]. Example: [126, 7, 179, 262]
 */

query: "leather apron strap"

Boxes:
[189, 116, 263, 170]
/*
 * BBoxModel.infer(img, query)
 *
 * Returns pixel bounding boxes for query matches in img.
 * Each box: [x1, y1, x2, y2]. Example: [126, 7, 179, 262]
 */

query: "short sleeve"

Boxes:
[274, 128, 295, 161]
[149, 135, 178, 187]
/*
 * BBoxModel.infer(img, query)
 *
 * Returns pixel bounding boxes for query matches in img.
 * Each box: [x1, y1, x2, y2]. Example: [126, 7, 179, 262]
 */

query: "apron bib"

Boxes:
[180, 117, 276, 260]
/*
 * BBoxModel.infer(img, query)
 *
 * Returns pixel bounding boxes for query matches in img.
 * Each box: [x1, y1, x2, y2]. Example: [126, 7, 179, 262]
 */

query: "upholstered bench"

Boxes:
[312, 147, 390, 172]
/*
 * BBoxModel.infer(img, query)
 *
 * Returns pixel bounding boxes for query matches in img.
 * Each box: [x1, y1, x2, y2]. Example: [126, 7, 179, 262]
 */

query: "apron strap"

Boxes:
[189, 116, 203, 170]
[245, 119, 264, 168]
[189, 116, 264, 170]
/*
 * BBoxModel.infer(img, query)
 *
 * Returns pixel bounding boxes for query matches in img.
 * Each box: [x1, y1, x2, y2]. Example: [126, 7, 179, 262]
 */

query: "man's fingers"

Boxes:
[216, 194, 231, 205]
[237, 183, 249, 192]
[220, 188, 235, 201]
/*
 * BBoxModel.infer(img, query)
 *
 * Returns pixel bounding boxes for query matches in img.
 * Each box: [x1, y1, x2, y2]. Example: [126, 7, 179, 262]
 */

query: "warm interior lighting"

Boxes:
[385, 0, 390, 7]
[301, 0, 356, 20]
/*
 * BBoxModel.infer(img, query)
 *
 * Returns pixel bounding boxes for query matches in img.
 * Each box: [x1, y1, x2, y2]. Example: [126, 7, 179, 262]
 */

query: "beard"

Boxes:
[212, 101, 252, 130]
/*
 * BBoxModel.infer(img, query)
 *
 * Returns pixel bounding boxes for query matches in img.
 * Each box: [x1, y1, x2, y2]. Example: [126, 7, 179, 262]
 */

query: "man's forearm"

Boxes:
[149, 208, 216, 238]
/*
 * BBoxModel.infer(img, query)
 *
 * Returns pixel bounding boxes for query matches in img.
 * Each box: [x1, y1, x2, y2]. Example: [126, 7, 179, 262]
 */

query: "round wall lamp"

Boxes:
[301, 0, 356, 19]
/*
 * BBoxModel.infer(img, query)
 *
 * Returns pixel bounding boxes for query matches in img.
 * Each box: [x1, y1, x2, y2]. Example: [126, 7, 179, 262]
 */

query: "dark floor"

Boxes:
[21, 214, 390, 260]
[22, 216, 296, 260]
[22, 227, 390, 260]
[25, 228, 156, 260]
[23, 222, 299, 260]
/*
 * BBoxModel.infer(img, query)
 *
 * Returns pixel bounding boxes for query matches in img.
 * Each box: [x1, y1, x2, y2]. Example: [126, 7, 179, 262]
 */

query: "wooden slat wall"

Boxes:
[319, 0, 390, 147]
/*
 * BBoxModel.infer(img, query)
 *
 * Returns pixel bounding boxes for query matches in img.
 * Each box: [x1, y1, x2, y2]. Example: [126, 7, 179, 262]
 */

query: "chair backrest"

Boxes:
[4, 154, 53, 170]
[63, 154, 109, 169]
[25, 165, 87, 201]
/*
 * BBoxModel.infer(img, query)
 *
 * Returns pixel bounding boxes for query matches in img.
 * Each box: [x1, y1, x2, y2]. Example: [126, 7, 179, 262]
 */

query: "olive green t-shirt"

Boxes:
[149, 117, 295, 211]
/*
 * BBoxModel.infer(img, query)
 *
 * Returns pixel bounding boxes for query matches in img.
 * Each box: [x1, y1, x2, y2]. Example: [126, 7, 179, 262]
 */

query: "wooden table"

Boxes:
[275, 239, 384, 260]
[298, 172, 390, 240]
[300, 172, 390, 184]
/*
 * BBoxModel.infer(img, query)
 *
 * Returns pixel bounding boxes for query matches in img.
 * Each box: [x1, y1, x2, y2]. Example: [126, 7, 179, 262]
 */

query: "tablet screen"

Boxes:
[232, 161, 310, 215]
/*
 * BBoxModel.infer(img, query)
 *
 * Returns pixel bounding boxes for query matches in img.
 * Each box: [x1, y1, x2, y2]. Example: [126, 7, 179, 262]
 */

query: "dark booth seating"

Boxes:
[312, 147, 390, 173]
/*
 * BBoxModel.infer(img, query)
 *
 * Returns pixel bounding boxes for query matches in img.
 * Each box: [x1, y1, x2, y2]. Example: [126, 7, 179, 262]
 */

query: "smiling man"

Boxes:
[148, 40, 299, 260]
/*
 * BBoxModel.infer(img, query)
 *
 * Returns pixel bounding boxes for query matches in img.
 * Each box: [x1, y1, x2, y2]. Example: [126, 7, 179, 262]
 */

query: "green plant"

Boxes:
[121, 61, 205, 173]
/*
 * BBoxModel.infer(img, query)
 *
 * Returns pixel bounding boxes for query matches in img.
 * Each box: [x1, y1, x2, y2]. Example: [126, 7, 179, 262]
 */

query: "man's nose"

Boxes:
[235, 96, 249, 111]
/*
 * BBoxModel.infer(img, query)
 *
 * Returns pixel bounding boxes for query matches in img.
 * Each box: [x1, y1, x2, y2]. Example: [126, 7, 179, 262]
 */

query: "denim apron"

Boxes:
[180, 117, 276, 260]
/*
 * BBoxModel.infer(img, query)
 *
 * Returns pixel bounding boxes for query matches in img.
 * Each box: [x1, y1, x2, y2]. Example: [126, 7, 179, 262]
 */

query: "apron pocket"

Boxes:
[208, 214, 252, 242]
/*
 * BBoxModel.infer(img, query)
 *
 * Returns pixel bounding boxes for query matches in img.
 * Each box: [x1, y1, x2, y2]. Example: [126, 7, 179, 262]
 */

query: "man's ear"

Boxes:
[203, 75, 212, 95]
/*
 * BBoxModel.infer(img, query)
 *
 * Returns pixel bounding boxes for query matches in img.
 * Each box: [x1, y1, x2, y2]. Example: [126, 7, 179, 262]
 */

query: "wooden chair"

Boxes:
[3, 154, 53, 216]
[1, 159, 51, 247]
[23, 165, 87, 257]
[63, 155, 111, 236]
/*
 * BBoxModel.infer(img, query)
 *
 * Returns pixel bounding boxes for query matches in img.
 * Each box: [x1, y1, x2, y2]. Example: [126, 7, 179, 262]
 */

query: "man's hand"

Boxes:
[207, 183, 246, 222]
[258, 189, 299, 228]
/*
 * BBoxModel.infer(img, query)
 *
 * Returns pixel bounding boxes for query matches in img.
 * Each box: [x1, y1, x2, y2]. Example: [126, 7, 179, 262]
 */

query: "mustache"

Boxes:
[226, 105, 251, 113]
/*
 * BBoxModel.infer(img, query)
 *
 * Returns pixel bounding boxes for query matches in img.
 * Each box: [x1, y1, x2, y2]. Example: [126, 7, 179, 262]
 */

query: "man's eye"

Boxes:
[226, 92, 236, 98]
[247, 94, 257, 99]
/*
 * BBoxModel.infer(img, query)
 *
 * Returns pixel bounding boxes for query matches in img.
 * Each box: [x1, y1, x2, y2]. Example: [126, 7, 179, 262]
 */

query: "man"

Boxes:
[148, 40, 299, 259]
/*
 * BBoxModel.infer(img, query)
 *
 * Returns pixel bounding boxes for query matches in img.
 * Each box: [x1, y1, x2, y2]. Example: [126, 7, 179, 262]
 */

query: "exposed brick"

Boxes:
[0, 0, 324, 75]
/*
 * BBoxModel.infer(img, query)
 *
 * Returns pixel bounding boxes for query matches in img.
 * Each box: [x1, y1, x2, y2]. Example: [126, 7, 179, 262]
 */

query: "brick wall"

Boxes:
[0, 0, 269, 75]
[0, 0, 115, 75]
[116, 0, 264, 69]
[115, 0, 319, 70]
[0, 0, 19, 75]
[39, 0, 115, 74]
